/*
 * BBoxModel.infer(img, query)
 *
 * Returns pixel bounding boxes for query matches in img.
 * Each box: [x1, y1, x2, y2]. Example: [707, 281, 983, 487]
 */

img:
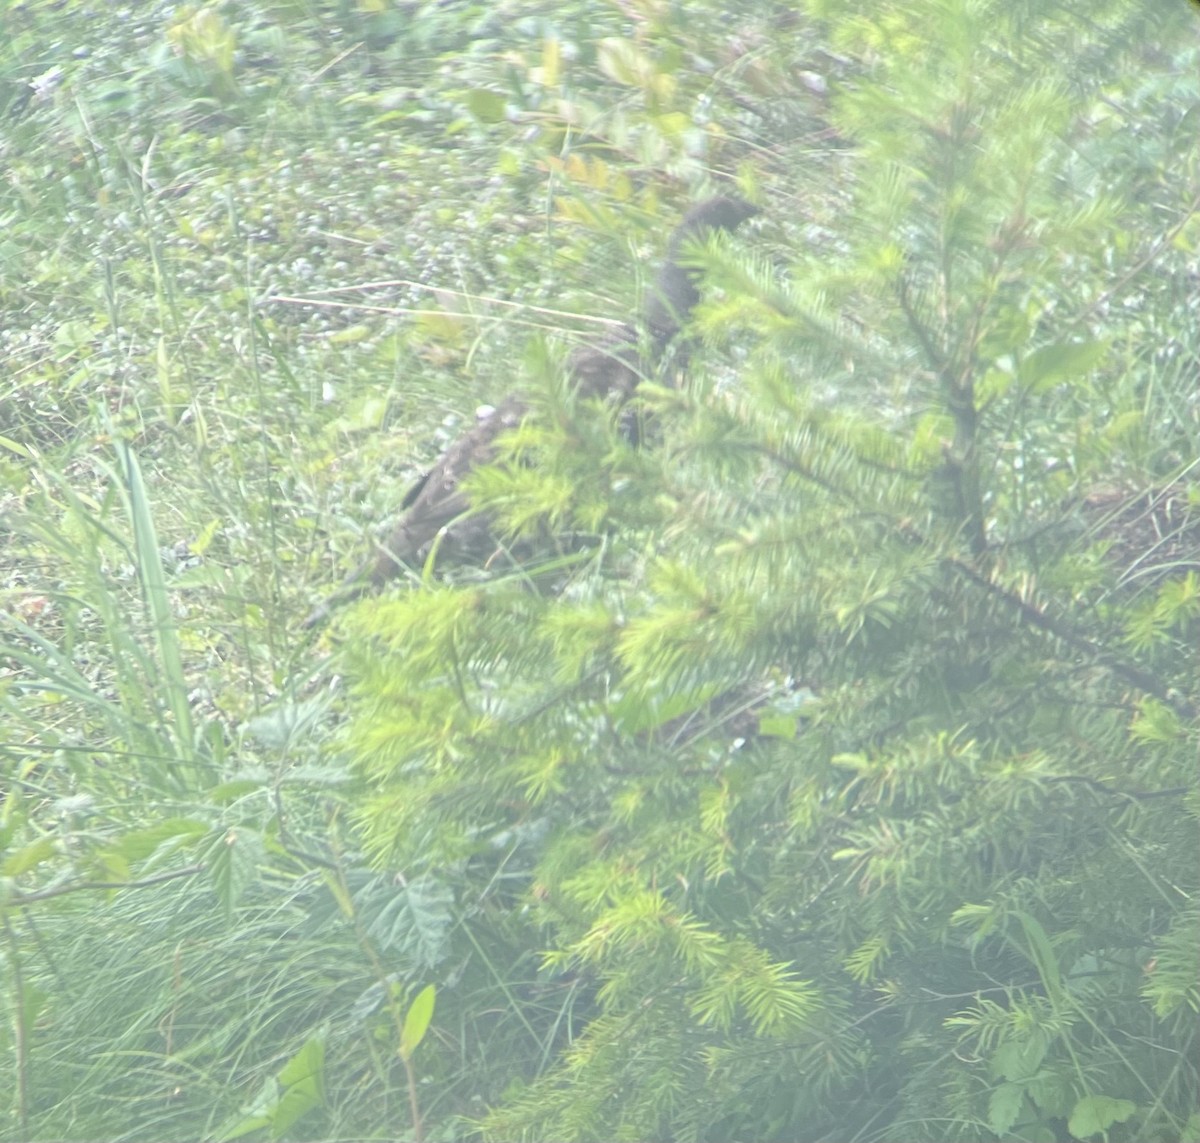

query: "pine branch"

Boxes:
[945, 554, 1197, 718]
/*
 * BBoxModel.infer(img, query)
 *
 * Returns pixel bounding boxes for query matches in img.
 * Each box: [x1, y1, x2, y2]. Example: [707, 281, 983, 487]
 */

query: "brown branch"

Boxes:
[8, 863, 205, 906]
[1062, 189, 1200, 337]
[1046, 775, 1191, 801]
[946, 556, 1196, 719]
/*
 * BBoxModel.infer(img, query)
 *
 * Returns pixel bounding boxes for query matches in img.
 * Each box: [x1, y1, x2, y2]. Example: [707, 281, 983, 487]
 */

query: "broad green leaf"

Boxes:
[399, 984, 436, 1062]
[1028, 1071, 1073, 1117]
[327, 323, 372, 345]
[100, 818, 207, 865]
[466, 89, 507, 123]
[758, 715, 798, 739]
[268, 1040, 327, 1140]
[1016, 340, 1106, 392]
[218, 1038, 325, 1142]
[991, 1035, 1048, 1083]
[0, 435, 31, 457]
[1018, 1128, 1057, 1143]
[1013, 911, 1063, 1005]
[1, 836, 57, 878]
[987, 1082, 1025, 1136]
[362, 873, 454, 968]
[1067, 1095, 1137, 1139]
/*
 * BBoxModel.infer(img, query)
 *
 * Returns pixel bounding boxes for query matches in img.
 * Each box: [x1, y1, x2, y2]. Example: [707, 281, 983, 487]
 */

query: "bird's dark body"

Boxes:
[304, 195, 758, 626]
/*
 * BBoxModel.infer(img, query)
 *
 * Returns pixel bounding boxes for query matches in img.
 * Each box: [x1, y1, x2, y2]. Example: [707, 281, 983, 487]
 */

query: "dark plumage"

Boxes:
[642, 194, 761, 347]
[304, 194, 758, 627]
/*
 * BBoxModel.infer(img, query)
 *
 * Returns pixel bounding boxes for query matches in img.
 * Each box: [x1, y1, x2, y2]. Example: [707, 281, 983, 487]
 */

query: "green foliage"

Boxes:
[220, 1036, 328, 1142]
[2, 0, 1198, 1141]
[339, 2, 1200, 1141]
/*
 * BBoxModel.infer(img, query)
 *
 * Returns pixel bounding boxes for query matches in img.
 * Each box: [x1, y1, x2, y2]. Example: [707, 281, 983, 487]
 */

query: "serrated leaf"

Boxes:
[242, 700, 329, 750]
[987, 1081, 1025, 1135]
[1018, 1128, 1057, 1143]
[1067, 1094, 1136, 1138]
[991, 1034, 1047, 1082]
[361, 874, 454, 969]
[1027, 1070, 1072, 1117]
[206, 827, 266, 916]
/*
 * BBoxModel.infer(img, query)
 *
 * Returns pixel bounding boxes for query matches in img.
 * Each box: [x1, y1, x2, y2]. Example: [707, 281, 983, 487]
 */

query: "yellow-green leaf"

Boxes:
[399, 984, 436, 1062]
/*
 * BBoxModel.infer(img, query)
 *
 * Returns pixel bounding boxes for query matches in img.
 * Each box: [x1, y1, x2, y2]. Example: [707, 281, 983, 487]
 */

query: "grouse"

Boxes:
[304, 194, 758, 627]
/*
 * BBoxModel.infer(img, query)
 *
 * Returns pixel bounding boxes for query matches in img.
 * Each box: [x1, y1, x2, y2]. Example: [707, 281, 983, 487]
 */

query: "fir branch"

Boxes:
[945, 554, 1197, 718]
